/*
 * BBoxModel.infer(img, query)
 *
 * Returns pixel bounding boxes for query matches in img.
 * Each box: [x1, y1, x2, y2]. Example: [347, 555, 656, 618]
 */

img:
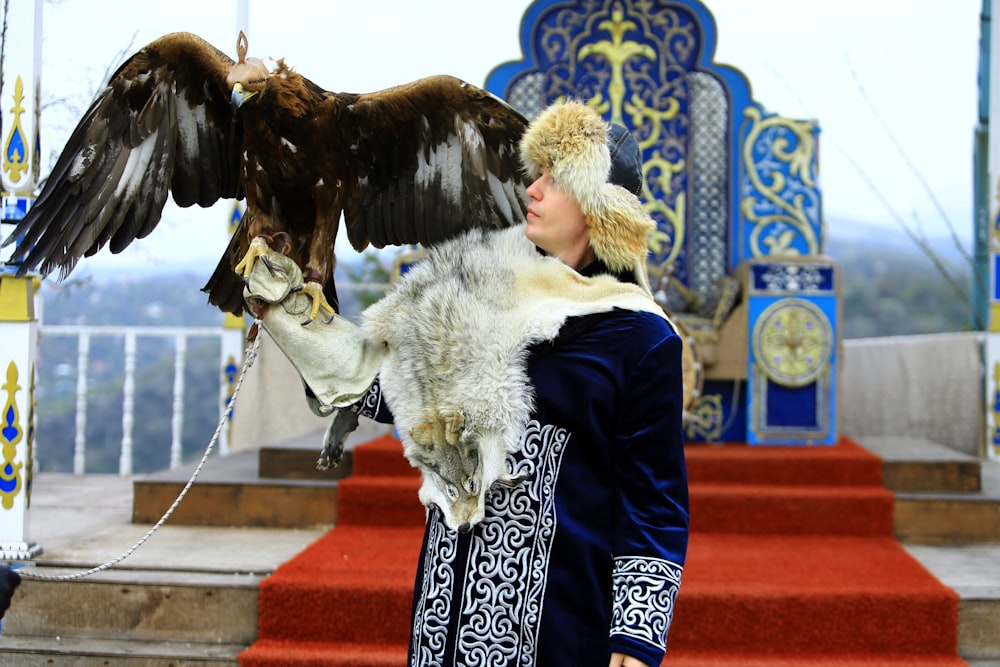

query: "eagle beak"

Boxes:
[231, 82, 258, 109]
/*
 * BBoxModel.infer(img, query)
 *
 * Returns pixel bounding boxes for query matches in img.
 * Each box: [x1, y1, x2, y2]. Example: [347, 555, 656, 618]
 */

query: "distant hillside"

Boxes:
[823, 217, 978, 337]
[38, 221, 978, 335]
[29, 225, 976, 472]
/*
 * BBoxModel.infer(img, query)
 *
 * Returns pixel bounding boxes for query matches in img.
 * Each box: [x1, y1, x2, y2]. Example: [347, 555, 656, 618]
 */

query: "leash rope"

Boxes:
[19, 321, 263, 581]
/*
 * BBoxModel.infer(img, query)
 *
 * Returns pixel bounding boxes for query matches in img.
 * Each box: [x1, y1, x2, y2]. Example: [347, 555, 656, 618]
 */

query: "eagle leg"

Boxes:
[234, 236, 274, 278]
[301, 279, 336, 323]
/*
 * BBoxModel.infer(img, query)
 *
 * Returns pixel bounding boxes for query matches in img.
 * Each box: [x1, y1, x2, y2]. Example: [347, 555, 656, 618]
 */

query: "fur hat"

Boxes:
[519, 100, 655, 280]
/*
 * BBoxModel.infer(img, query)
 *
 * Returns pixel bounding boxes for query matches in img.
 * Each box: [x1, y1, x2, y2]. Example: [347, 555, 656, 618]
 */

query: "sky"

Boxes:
[2, 0, 984, 276]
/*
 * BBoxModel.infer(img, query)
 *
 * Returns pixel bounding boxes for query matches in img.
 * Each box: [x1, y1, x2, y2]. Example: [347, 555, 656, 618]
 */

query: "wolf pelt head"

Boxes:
[405, 410, 520, 532]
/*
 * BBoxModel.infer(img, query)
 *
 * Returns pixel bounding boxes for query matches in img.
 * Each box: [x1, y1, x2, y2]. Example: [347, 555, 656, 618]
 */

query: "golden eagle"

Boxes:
[2, 32, 530, 317]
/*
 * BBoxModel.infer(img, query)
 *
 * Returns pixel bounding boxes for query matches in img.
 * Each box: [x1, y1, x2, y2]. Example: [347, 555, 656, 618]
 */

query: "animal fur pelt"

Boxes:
[361, 224, 666, 530]
[243, 225, 668, 531]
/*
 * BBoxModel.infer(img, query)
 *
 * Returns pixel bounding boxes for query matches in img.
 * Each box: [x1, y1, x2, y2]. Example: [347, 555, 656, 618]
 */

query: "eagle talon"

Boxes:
[235, 236, 272, 278]
[260, 254, 277, 276]
[300, 280, 336, 323]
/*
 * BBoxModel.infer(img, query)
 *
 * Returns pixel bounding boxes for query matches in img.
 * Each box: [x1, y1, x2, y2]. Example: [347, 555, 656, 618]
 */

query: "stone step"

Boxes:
[860, 436, 982, 492]
[258, 445, 353, 480]
[131, 450, 341, 529]
[132, 423, 393, 528]
[905, 543, 1000, 662]
[0, 472, 328, 667]
[0, 635, 243, 666]
[894, 493, 1000, 544]
[0, 567, 260, 644]
[856, 436, 1000, 544]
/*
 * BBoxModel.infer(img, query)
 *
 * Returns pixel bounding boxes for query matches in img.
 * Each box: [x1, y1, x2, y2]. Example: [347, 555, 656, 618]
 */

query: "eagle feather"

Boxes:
[2, 31, 531, 315]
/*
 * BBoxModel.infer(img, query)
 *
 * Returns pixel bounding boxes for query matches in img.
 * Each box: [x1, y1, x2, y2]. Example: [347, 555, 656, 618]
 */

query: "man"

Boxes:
[353, 100, 689, 666]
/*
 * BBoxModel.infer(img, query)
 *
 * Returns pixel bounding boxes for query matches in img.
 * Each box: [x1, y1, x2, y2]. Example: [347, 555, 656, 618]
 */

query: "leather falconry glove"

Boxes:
[242, 249, 386, 412]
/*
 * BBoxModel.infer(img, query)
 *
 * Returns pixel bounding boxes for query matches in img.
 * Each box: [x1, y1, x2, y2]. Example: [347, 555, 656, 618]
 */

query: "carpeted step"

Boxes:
[689, 483, 894, 535]
[255, 526, 422, 646]
[249, 532, 960, 663]
[240, 646, 968, 667]
[336, 476, 425, 527]
[334, 435, 422, 528]
[685, 440, 884, 487]
[662, 653, 967, 666]
[242, 436, 965, 667]
[351, 434, 418, 477]
[240, 639, 408, 667]
[670, 534, 959, 656]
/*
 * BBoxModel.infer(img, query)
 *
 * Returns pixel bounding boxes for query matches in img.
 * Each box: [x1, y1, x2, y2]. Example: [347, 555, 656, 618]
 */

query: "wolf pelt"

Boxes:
[362, 224, 664, 531]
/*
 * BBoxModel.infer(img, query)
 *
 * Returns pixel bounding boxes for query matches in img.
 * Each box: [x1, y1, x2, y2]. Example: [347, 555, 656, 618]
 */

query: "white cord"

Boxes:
[19, 321, 263, 581]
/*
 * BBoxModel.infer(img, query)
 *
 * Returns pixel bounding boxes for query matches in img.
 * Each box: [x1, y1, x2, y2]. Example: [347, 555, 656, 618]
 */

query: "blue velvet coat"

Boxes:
[355, 303, 689, 667]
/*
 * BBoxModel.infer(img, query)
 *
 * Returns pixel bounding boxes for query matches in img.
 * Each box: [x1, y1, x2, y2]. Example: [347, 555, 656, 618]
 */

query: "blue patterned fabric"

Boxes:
[357, 309, 689, 666]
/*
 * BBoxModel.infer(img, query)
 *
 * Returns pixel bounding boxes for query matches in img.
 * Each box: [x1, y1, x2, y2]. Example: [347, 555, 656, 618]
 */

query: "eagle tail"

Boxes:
[202, 227, 247, 316]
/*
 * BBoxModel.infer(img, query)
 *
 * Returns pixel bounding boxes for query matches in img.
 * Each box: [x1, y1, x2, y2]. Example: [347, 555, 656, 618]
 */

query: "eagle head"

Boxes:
[226, 31, 269, 108]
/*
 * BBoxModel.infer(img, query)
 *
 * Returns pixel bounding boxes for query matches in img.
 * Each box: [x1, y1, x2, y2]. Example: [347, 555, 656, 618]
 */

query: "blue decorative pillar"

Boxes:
[745, 259, 839, 445]
[0, 0, 43, 560]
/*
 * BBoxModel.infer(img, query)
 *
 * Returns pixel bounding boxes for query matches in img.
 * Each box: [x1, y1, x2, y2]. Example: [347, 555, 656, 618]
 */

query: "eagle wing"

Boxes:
[340, 75, 530, 252]
[2, 32, 242, 278]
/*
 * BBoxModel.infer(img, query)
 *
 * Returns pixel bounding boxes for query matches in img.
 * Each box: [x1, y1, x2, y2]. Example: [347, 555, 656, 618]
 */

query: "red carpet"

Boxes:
[239, 437, 963, 666]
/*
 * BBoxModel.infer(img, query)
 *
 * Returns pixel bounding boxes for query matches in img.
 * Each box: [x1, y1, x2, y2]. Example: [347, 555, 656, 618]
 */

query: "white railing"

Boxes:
[38, 325, 245, 476]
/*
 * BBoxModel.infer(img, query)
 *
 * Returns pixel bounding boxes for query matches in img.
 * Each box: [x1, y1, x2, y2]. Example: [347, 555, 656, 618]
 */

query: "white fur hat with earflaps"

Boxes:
[518, 100, 655, 291]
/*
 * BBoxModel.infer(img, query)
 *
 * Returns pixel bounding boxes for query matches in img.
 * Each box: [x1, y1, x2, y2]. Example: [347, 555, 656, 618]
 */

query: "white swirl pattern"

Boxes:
[410, 514, 458, 666]
[352, 377, 384, 418]
[411, 419, 569, 666]
[610, 556, 683, 651]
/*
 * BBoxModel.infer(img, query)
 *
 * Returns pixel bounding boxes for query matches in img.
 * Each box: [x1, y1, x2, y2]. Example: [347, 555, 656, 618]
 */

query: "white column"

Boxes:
[72, 333, 90, 474]
[0, 277, 42, 559]
[119, 332, 137, 476]
[218, 203, 246, 456]
[0, 0, 43, 560]
[170, 334, 187, 468]
[1, 0, 42, 196]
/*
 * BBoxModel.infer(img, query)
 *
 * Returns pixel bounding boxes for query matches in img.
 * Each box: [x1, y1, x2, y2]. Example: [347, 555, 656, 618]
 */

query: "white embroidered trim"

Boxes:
[410, 420, 569, 666]
[353, 377, 383, 418]
[409, 513, 457, 667]
[610, 556, 683, 651]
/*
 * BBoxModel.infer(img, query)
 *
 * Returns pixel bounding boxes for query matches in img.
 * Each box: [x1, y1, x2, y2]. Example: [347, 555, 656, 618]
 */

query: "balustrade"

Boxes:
[38, 325, 241, 475]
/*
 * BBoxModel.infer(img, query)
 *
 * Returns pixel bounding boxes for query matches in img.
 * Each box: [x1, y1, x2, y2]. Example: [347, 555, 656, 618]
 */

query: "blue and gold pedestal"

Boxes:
[745, 258, 840, 445]
[0, 274, 42, 559]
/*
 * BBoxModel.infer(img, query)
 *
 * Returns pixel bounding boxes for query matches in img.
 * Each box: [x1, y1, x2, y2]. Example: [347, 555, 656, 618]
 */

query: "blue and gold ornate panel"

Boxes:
[745, 259, 839, 445]
[738, 109, 822, 262]
[488, 0, 836, 446]
[683, 378, 746, 443]
[486, 0, 824, 300]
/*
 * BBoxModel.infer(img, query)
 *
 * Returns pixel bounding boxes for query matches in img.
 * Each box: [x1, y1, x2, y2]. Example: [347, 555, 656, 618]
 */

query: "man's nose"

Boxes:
[526, 177, 542, 200]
